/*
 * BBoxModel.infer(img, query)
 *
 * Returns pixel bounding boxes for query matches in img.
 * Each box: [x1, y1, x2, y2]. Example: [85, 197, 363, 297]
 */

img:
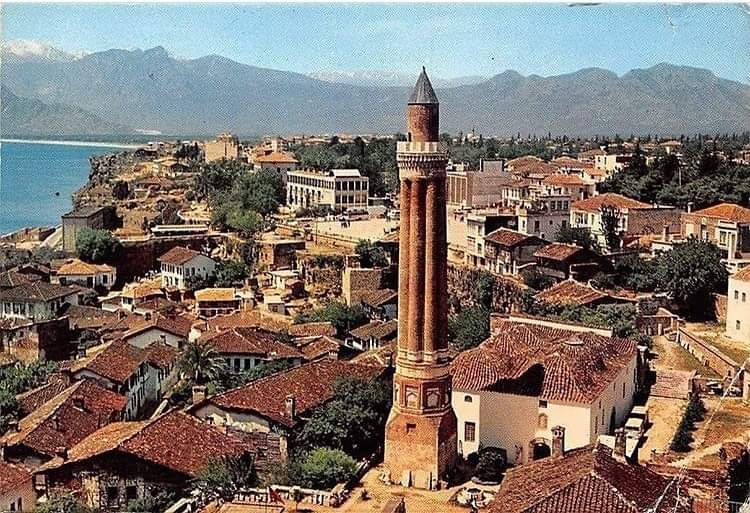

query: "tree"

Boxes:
[521, 268, 555, 291]
[294, 448, 358, 490]
[295, 301, 368, 338]
[196, 452, 258, 500]
[75, 228, 120, 263]
[474, 447, 505, 483]
[354, 240, 388, 268]
[654, 237, 728, 318]
[126, 488, 177, 513]
[472, 270, 495, 309]
[599, 205, 623, 251]
[554, 225, 600, 253]
[297, 377, 391, 458]
[34, 493, 92, 513]
[179, 341, 226, 385]
[448, 306, 490, 351]
[214, 261, 250, 287]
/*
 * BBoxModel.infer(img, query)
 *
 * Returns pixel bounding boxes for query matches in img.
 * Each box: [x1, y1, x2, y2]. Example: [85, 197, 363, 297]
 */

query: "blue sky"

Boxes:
[2, 3, 748, 82]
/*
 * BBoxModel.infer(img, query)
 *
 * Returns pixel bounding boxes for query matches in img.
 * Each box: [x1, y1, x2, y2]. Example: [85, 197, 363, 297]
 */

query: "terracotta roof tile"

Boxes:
[358, 288, 398, 307]
[491, 444, 688, 513]
[74, 339, 178, 384]
[16, 372, 72, 416]
[254, 151, 298, 164]
[56, 259, 114, 276]
[534, 243, 586, 261]
[535, 280, 609, 306]
[41, 411, 248, 478]
[157, 246, 201, 265]
[201, 327, 302, 358]
[0, 271, 36, 289]
[208, 360, 384, 428]
[572, 193, 650, 213]
[349, 320, 399, 341]
[2, 380, 126, 457]
[0, 282, 77, 302]
[691, 203, 750, 223]
[288, 322, 337, 338]
[451, 319, 636, 403]
[543, 173, 591, 186]
[195, 288, 236, 302]
[732, 266, 750, 283]
[485, 229, 541, 249]
[0, 460, 31, 495]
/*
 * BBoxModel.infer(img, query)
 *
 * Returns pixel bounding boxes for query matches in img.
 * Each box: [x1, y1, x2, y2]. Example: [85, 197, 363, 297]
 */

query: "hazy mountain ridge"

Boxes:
[1, 86, 130, 136]
[2, 44, 749, 136]
[308, 70, 489, 88]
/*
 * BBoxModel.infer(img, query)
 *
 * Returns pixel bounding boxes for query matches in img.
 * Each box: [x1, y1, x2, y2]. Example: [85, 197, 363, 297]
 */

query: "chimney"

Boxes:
[687, 201, 694, 213]
[72, 395, 85, 411]
[192, 385, 207, 404]
[285, 395, 296, 420]
[614, 428, 627, 461]
[55, 446, 68, 460]
[551, 425, 565, 458]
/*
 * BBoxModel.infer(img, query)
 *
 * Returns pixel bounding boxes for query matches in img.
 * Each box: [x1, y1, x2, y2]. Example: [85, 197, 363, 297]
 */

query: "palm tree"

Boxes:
[180, 340, 225, 385]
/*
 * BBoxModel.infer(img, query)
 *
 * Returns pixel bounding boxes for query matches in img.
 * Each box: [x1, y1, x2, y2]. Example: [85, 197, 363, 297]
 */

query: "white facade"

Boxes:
[727, 273, 750, 343]
[452, 353, 638, 465]
[160, 254, 216, 290]
[287, 169, 369, 211]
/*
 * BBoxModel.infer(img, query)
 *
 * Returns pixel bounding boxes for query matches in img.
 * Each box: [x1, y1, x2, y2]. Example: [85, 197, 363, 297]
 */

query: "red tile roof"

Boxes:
[201, 327, 303, 359]
[533, 243, 586, 262]
[0, 271, 36, 289]
[451, 319, 636, 403]
[0, 460, 31, 495]
[41, 411, 248, 478]
[288, 322, 337, 338]
[122, 313, 193, 340]
[157, 246, 202, 265]
[732, 266, 750, 283]
[485, 229, 543, 249]
[297, 336, 341, 361]
[2, 380, 126, 457]
[349, 320, 399, 341]
[0, 282, 78, 302]
[74, 340, 178, 384]
[572, 193, 650, 213]
[56, 259, 114, 276]
[690, 203, 750, 223]
[543, 173, 590, 186]
[491, 444, 689, 513]
[16, 372, 72, 416]
[358, 288, 398, 307]
[535, 280, 609, 306]
[207, 360, 384, 428]
[254, 151, 298, 164]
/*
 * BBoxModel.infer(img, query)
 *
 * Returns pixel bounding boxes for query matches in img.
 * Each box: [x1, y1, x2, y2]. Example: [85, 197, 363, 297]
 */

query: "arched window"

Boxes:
[464, 395, 473, 403]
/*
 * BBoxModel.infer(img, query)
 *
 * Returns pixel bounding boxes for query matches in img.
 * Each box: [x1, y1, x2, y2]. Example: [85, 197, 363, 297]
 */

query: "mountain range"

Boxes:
[2, 43, 749, 137]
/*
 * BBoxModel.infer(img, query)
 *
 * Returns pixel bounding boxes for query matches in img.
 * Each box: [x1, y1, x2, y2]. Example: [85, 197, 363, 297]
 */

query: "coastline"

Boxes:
[0, 138, 141, 150]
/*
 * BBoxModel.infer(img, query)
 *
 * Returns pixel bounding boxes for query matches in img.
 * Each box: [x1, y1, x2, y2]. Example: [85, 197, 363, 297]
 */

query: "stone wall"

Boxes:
[446, 265, 526, 313]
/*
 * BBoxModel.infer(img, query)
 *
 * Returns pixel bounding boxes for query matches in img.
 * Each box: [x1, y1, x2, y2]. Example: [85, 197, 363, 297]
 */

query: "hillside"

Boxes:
[2, 45, 749, 136]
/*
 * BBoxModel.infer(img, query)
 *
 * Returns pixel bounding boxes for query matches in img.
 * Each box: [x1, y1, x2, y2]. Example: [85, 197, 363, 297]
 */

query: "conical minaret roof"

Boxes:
[408, 67, 439, 105]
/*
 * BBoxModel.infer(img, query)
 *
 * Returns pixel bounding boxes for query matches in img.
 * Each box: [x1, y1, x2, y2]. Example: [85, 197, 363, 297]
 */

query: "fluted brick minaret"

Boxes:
[383, 68, 457, 490]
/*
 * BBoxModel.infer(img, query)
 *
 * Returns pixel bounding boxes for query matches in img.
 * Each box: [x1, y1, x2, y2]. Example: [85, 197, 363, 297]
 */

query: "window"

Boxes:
[736, 291, 740, 300]
[737, 320, 742, 331]
[464, 422, 476, 442]
[106, 486, 119, 507]
[539, 400, 548, 408]
[126, 486, 138, 503]
[464, 395, 473, 403]
[406, 423, 416, 434]
[622, 382, 626, 398]
[743, 293, 747, 303]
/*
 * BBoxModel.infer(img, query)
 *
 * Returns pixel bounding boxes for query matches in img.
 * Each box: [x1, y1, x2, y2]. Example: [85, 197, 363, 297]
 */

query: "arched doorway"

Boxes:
[531, 439, 551, 460]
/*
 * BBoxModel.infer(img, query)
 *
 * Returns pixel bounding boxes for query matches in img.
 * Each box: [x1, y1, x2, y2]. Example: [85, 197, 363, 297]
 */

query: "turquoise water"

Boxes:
[0, 142, 113, 234]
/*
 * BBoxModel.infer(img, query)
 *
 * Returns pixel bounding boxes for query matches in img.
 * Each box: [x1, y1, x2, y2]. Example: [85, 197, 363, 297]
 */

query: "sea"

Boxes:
[0, 140, 135, 235]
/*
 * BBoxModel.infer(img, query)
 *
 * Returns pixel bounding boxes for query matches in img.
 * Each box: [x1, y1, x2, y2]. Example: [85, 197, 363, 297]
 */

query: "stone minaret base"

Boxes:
[383, 406, 457, 489]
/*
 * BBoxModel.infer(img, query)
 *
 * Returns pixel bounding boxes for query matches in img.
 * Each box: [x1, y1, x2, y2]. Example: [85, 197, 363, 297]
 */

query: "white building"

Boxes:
[287, 169, 369, 211]
[594, 154, 632, 173]
[727, 267, 750, 343]
[451, 315, 640, 465]
[52, 259, 116, 290]
[158, 247, 216, 291]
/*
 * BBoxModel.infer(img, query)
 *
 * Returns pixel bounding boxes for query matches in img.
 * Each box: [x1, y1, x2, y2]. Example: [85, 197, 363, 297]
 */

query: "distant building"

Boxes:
[347, 319, 398, 351]
[483, 229, 548, 275]
[570, 193, 681, 249]
[199, 327, 304, 374]
[194, 288, 240, 318]
[257, 237, 305, 271]
[61, 206, 119, 254]
[52, 259, 116, 291]
[534, 243, 601, 281]
[594, 154, 632, 173]
[451, 316, 640, 464]
[252, 151, 299, 179]
[204, 132, 242, 162]
[0, 460, 33, 512]
[0, 282, 79, 321]
[447, 159, 510, 207]
[158, 247, 216, 291]
[286, 169, 369, 211]
[681, 203, 750, 272]
[727, 267, 750, 343]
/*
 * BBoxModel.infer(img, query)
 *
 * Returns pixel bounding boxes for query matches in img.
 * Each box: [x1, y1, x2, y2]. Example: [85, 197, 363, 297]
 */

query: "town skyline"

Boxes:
[2, 3, 748, 83]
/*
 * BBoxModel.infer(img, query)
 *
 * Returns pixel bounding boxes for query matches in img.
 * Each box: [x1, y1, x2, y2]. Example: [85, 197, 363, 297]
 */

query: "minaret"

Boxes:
[383, 68, 457, 490]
